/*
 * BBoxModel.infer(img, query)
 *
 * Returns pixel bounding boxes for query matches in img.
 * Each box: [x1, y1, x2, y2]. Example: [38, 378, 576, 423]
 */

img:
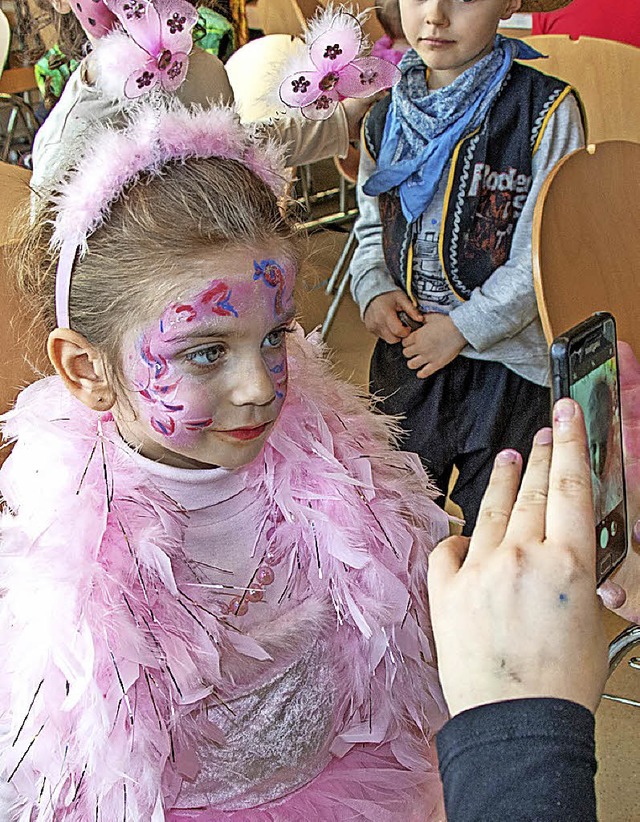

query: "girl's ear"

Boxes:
[47, 329, 116, 411]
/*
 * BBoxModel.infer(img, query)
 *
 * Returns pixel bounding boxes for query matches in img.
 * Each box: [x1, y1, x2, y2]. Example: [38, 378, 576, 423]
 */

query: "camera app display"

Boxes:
[570, 355, 625, 561]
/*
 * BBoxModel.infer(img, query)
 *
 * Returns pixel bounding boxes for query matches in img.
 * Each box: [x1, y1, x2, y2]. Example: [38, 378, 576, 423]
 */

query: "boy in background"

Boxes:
[350, 0, 583, 532]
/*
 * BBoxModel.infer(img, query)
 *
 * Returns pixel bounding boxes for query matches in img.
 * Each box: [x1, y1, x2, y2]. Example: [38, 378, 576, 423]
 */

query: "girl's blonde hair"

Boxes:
[11, 156, 300, 375]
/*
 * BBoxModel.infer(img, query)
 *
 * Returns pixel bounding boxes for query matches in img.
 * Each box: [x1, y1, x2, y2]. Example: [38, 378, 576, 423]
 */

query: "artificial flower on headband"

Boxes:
[91, 0, 197, 99]
[68, 0, 118, 39]
[278, 5, 400, 121]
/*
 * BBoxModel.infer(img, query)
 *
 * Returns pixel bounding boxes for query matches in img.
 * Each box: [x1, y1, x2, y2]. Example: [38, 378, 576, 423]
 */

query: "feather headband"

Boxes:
[50, 103, 288, 328]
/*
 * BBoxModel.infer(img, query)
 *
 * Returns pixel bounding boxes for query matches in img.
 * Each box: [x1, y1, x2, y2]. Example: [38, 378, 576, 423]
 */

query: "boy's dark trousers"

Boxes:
[370, 341, 550, 535]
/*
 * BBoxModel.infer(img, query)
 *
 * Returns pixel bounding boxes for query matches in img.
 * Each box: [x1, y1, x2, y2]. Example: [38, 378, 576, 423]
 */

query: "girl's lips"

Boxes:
[421, 37, 455, 47]
[218, 423, 271, 441]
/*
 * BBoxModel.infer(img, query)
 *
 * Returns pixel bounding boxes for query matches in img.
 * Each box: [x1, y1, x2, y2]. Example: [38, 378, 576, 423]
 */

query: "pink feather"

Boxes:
[0, 333, 448, 819]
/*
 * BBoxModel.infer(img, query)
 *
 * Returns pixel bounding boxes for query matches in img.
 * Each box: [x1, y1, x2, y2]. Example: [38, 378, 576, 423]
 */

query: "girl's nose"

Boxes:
[230, 356, 277, 408]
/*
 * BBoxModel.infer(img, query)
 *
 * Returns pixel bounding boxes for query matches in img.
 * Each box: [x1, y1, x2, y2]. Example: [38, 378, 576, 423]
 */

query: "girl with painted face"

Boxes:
[0, 102, 448, 820]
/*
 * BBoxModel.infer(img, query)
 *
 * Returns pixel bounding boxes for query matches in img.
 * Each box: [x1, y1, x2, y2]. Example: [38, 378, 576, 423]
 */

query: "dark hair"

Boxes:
[375, 0, 404, 42]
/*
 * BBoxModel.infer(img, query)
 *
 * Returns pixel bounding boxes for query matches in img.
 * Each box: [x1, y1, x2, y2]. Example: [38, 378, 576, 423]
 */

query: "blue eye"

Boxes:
[185, 345, 224, 366]
[263, 329, 287, 349]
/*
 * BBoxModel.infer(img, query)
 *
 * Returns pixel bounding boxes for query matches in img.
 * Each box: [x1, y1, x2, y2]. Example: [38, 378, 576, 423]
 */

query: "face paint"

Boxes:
[253, 259, 287, 316]
[116, 248, 296, 470]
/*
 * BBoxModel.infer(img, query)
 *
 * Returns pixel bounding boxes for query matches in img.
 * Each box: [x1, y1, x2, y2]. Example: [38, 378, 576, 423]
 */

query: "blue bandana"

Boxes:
[363, 36, 543, 223]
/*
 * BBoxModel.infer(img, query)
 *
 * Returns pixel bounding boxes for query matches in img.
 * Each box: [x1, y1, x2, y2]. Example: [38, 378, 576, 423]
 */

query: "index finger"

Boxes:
[386, 315, 410, 340]
[546, 398, 595, 560]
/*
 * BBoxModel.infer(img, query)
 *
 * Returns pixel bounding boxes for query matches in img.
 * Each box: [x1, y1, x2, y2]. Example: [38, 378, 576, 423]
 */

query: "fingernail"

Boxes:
[495, 449, 522, 465]
[633, 519, 640, 543]
[534, 427, 553, 445]
[554, 398, 576, 428]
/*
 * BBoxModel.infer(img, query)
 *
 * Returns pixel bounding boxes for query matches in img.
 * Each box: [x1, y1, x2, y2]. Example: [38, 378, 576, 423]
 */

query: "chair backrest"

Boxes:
[532, 140, 640, 355]
[523, 35, 640, 144]
[253, 0, 317, 36]
[0, 10, 11, 78]
[0, 162, 48, 456]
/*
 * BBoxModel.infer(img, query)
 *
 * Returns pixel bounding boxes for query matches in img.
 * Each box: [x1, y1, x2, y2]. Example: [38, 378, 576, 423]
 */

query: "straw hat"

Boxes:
[519, 0, 573, 11]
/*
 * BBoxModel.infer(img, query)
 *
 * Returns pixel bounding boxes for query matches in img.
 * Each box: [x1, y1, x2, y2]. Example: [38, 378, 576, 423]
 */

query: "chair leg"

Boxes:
[0, 95, 37, 163]
[602, 624, 640, 707]
[608, 624, 640, 673]
[325, 225, 357, 296]
[321, 227, 358, 340]
[1, 107, 18, 162]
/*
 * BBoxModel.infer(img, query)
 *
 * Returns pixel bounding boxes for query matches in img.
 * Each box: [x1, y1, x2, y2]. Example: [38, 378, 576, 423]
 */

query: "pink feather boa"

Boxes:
[0, 333, 448, 820]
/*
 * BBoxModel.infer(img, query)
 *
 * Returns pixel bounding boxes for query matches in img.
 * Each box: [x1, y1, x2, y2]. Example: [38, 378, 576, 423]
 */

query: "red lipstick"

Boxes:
[219, 423, 270, 441]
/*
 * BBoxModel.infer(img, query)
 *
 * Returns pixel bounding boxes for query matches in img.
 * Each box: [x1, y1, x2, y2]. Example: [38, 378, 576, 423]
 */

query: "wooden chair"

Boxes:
[0, 162, 46, 464]
[522, 35, 640, 144]
[248, 0, 323, 37]
[533, 140, 640, 719]
[532, 140, 640, 355]
[0, 12, 39, 164]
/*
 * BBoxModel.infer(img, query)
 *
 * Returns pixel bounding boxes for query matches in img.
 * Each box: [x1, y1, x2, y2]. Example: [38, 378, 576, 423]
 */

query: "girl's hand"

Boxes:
[363, 291, 424, 344]
[428, 399, 609, 717]
[342, 94, 385, 141]
[401, 313, 466, 379]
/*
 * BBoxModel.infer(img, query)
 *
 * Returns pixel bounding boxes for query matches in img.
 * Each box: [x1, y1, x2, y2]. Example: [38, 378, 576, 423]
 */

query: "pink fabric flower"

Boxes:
[279, 8, 400, 121]
[105, 0, 197, 98]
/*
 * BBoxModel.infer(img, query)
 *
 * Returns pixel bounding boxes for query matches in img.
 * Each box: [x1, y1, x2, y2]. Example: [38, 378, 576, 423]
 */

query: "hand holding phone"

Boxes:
[397, 310, 423, 332]
[550, 313, 627, 584]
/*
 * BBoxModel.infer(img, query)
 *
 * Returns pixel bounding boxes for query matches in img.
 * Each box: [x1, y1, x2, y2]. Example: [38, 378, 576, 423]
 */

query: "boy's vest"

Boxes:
[363, 62, 580, 301]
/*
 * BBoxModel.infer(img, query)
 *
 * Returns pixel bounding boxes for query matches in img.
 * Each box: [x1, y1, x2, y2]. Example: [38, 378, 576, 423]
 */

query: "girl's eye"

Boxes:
[185, 345, 224, 367]
[263, 329, 287, 349]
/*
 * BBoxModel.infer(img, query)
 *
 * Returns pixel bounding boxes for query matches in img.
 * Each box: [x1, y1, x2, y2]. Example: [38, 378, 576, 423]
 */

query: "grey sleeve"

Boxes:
[349, 145, 400, 317]
[449, 93, 585, 352]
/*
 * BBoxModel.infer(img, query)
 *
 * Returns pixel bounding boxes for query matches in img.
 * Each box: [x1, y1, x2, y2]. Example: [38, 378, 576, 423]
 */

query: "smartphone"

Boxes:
[398, 310, 422, 331]
[550, 312, 627, 584]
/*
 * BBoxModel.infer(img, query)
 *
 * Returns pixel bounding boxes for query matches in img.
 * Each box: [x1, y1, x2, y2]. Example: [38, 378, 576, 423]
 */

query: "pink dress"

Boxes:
[0, 334, 448, 821]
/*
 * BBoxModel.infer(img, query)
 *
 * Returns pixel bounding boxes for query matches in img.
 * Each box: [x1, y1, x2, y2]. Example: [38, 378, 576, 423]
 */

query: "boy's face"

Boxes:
[114, 247, 296, 470]
[400, 0, 522, 88]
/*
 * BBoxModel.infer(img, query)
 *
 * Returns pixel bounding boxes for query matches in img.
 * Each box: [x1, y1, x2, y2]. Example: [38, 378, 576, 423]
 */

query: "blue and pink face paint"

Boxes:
[124, 259, 295, 450]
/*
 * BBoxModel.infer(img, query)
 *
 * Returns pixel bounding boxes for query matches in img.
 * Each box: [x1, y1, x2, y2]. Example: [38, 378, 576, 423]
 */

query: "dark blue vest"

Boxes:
[363, 62, 580, 301]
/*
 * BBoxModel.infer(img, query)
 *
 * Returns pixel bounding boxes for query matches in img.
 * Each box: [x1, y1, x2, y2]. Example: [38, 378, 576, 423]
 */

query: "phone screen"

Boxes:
[569, 352, 626, 572]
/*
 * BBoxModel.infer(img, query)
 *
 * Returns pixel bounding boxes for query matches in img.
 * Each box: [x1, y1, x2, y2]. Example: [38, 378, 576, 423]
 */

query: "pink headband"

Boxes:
[50, 104, 288, 328]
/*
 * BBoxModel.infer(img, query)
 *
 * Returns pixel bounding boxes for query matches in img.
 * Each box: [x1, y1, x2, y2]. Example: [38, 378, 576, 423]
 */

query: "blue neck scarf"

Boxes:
[363, 36, 543, 223]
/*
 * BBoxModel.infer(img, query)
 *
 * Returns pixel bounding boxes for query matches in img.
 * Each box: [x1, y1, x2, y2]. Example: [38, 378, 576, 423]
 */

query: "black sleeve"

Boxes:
[436, 698, 597, 822]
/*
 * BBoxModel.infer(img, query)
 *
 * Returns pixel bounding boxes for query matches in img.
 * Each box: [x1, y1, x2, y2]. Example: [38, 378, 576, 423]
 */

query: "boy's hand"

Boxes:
[363, 291, 424, 344]
[428, 400, 608, 717]
[401, 313, 466, 378]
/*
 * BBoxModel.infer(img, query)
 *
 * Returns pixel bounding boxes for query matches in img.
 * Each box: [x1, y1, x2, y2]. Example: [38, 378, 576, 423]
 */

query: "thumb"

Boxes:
[395, 293, 423, 323]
